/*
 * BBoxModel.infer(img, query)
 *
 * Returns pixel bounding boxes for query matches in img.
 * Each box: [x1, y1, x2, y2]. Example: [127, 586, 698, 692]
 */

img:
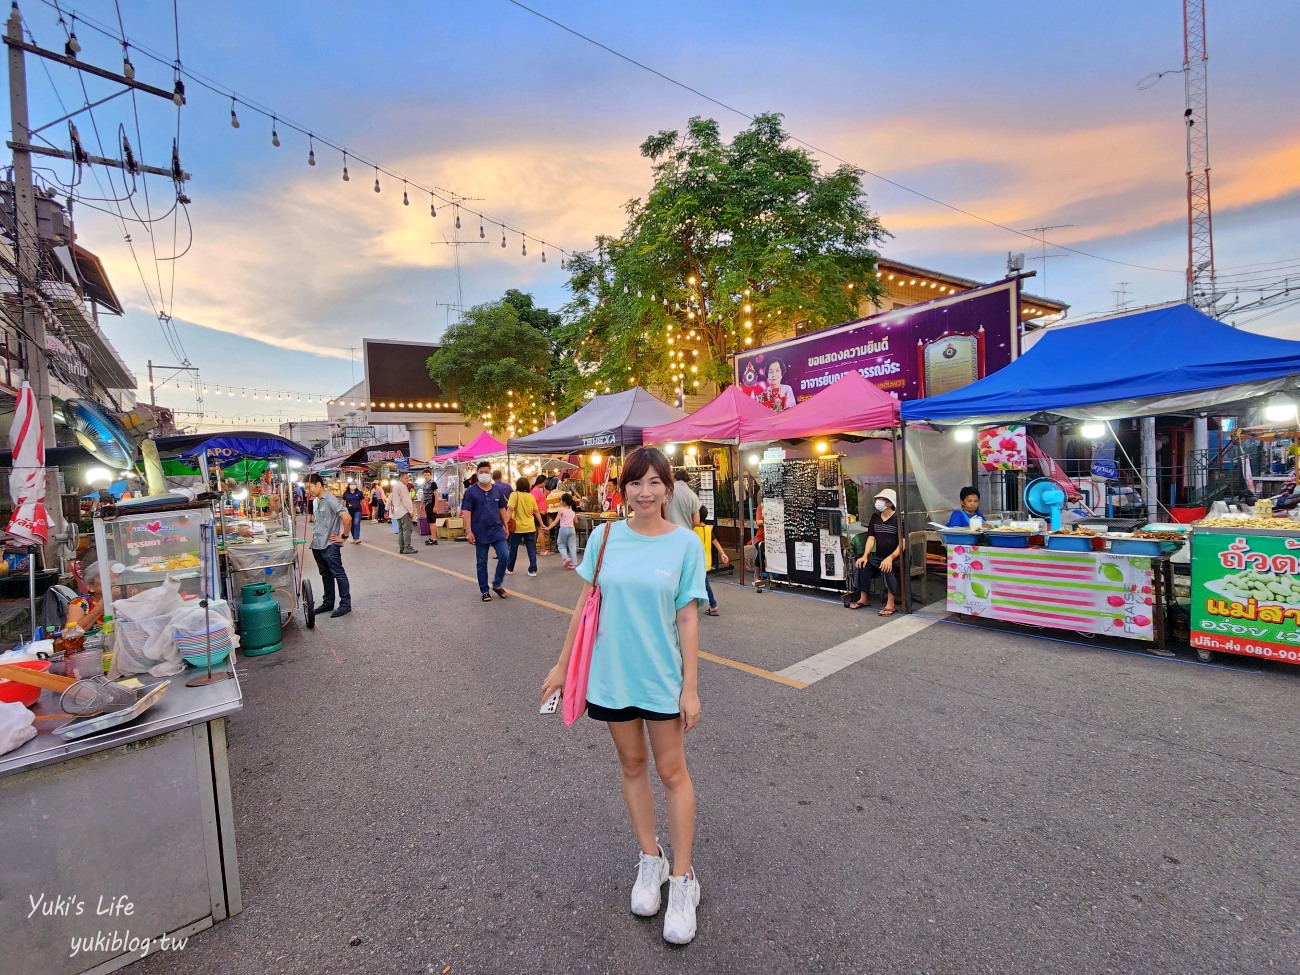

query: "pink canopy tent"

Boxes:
[431, 431, 507, 465]
[738, 370, 901, 443]
[642, 385, 774, 445]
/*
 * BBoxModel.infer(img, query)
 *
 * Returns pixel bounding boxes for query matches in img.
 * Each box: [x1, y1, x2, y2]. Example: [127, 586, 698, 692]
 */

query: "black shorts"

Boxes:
[587, 702, 680, 722]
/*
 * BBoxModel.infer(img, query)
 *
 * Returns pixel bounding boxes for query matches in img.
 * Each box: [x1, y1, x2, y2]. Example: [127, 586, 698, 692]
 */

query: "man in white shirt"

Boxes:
[389, 471, 417, 554]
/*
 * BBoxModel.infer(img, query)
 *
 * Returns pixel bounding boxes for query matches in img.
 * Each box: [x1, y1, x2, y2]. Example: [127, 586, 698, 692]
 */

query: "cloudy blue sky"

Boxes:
[16, 0, 1300, 429]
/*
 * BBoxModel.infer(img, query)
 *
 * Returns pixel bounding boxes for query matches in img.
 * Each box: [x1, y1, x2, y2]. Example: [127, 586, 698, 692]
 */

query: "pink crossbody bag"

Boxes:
[563, 522, 613, 727]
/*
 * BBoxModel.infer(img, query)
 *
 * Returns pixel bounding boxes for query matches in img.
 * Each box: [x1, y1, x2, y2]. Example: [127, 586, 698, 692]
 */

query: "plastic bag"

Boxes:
[113, 575, 185, 621]
[0, 700, 37, 755]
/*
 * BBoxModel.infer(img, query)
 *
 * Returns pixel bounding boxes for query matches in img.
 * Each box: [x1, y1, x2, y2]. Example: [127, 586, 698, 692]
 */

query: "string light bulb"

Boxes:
[541, 249, 546, 264]
[68, 19, 81, 53]
[229, 97, 240, 129]
[402, 180, 409, 206]
[479, 218, 485, 240]
[172, 77, 185, 107]
[122, 45, 135, 80]
[454, 207, 461, 230]
[342, 151, 350, 181]
[271, 116, 280, 147]
[307, 135, 316, 166]
[429, 194, 437, 218]
[374, 167, 381, 193]
[521, 237, 527, 257]
[500, 227, 507, 248]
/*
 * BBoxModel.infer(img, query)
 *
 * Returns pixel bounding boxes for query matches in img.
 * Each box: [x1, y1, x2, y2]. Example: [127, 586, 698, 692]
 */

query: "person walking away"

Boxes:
[849, 488, 902, 615]
[389, 471, 417, 554]
[666, 470, 702, 532]
[505, 476, 541, 577]
[307, 473, 352, 617]
[342, 481, 364, 544]
[530, 475, 551, 553]
[371, 482, 388, 523]
[540, 446, 708, 944]
[491, 469, 512, 508]
[695, 504, 729, 616]
[549, 493, 580, 568]
[423, 476, 439, 546]
[461, 460, 510, 601]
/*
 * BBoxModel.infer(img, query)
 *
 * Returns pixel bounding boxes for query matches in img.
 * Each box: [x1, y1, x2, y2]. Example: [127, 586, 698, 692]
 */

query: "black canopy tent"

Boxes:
[506, 387, 685, 455]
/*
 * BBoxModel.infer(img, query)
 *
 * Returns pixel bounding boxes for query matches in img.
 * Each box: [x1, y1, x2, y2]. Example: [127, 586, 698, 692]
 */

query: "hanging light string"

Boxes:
[33, 0, 571, 263]
[146, 376, 350, 404]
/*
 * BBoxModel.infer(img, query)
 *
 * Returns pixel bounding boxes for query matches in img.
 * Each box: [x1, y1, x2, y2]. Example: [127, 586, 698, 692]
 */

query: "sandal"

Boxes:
[494, 587, 509, 598]
[481, 593, 493, 602]
[848, 600, 868, 610]
[878, 608, 896, 616]
[705, 607, 719, 617]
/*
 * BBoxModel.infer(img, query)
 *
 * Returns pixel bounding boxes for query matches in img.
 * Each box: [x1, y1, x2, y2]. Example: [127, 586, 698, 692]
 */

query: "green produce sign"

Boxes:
[1190, 530, 1300, 665]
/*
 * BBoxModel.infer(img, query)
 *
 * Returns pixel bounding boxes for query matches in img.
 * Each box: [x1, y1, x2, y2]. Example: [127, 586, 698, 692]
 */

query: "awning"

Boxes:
[507, 387, 684, 453]
[642, 385, 774, 445]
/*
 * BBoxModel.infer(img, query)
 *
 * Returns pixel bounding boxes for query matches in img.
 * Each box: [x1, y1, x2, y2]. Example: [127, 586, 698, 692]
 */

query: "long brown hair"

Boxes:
[619, 446, 673, 519]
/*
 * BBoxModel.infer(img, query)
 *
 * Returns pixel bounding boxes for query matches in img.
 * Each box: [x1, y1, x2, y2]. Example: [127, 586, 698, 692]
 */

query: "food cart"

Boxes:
[900, 303, 1300, 657]
[152, 432, 317, 631]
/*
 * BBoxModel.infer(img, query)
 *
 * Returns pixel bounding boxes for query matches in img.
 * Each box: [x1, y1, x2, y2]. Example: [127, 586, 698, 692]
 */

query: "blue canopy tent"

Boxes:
[152, 432, 314, 466]
[900, 304, 1300, 426]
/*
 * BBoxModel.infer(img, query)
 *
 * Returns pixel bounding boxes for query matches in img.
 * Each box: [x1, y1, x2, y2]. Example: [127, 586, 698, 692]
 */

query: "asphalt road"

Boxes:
[134, 530, 1300, 975]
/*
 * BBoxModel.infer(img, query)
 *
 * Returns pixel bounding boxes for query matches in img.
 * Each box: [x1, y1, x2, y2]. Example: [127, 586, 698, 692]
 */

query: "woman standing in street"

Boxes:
[506, 476, 541, 577]
[342, 481, 364, 544]
[541, 446, 708, 945]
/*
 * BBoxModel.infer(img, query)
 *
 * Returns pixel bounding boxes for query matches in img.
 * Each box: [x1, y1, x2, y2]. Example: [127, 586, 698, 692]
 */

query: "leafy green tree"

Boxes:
[557, 113, 889, 414]
[427, 297, 552, 437]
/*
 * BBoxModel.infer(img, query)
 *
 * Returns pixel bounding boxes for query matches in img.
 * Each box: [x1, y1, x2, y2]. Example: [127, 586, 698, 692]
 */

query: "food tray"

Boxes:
[985, 533, 1033, 549]
[938, 529, 984, 546]
[1108, 536, 1180, 556]
[1046, 535, 1095, 552]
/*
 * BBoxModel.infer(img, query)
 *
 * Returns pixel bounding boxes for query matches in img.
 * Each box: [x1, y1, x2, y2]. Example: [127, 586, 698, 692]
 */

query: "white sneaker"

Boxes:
[630, 844, 670, 917]
[662, 870, 700, 944]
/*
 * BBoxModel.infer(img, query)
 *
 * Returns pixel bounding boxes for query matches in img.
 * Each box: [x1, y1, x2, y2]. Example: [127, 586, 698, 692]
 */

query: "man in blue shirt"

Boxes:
[461, 460, 510, 601]
[946, 486, 986, 527]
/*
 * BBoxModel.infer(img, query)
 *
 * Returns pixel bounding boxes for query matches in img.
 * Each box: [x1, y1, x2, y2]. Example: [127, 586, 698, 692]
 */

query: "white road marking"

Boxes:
[776, 614, 940, 685]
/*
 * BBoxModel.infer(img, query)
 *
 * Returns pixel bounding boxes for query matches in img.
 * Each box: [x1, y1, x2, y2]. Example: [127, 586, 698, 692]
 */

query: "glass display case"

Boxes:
[92, 499, 219, 608]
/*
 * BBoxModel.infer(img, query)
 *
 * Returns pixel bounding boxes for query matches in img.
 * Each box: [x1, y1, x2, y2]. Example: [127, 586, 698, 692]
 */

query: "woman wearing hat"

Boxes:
[847, 488, 903, 615]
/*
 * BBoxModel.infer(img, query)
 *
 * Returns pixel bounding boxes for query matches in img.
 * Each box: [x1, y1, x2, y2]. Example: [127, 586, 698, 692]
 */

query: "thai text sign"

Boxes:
[1190, 530, 1300, 665]
[735, 279, 1019, 409]
[946, 544, 1157, 641]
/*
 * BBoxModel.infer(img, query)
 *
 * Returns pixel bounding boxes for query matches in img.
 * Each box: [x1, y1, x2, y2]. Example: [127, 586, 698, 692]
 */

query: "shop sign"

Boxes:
[1091, 439, 1119, 480]
[581, 432, 617, 448]
[947, 545, 1156, 641]
[734, 279, 1019, 409]
[1190, 531, 1300, 664]
[365, 449, 405, 462]
[978, 424, 1026, 471]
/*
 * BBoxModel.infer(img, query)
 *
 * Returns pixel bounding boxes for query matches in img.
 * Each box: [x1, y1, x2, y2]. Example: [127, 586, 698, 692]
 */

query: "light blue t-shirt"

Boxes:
[577, 521, 708, 714]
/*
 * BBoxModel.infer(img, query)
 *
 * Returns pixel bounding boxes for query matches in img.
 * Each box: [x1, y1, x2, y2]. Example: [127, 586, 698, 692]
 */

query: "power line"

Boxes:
[501, 0, 1183, 275]
[33, 0, 574, 262]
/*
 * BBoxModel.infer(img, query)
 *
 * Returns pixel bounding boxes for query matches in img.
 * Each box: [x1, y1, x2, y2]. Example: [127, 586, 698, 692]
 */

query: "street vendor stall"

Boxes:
[153, 432, 316, 639]
[901, 303, 1300, 659]
[507, 386, 684, 460]
[737, 371, 905, 598]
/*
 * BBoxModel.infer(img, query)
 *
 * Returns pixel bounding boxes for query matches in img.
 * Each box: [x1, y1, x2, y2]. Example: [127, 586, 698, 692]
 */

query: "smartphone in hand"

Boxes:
[539, 689, 561, 714]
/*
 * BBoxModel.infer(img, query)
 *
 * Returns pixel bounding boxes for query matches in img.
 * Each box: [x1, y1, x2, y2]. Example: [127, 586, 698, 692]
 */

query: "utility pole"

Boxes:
[7, 6, 59, 538]
[7, 4, 188, 548]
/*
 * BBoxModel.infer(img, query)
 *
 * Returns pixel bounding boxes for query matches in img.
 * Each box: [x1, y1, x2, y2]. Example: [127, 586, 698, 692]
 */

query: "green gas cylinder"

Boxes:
[239, 581, 283, 656]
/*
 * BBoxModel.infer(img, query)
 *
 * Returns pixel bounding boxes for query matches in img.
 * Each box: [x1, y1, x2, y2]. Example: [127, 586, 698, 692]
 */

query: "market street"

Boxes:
[131, 536, 1300, 975]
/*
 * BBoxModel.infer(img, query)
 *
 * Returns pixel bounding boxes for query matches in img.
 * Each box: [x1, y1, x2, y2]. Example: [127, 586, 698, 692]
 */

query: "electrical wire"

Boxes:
[30, 0, 573, 259]
[500, 0, 1183, 275]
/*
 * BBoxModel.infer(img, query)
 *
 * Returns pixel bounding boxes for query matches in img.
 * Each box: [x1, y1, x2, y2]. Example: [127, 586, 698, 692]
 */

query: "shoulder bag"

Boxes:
[506, 492, 518, 536]
[563, 522, 613, 727]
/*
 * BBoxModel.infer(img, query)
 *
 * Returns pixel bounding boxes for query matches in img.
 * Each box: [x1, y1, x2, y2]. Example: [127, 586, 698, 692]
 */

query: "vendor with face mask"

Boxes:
[946, 486, 985, 529]
[847, 488, 903, 616]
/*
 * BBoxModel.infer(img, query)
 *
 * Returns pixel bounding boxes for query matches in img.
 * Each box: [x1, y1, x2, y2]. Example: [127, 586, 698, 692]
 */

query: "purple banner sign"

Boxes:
[734, 279, 1020, 410]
